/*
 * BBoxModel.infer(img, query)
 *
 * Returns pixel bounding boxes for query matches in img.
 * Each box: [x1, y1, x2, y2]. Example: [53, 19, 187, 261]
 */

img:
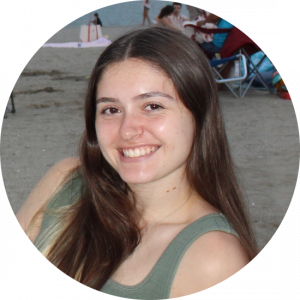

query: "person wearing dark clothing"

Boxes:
[93, 13, 102, 27]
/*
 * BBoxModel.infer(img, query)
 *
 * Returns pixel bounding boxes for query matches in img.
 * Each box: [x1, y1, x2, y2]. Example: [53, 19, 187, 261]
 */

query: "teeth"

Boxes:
[129, 149, 134, 157]
[122, 147, 158, 158]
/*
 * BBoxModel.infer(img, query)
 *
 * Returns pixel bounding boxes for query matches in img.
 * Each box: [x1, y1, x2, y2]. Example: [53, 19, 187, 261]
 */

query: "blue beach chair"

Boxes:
[184, 24, 273, 97]
[210, 54, 248, 98]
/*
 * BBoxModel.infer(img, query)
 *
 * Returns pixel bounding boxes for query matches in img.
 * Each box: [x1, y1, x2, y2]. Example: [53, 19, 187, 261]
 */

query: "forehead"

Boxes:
[101, 59, 164, 77]
[96, 59, 176, 95]
[96, 59, 181, 102]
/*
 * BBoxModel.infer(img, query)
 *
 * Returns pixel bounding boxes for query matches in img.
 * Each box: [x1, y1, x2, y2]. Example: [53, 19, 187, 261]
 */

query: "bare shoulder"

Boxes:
[170, 231, 249, 298]
[16, 157, 80, 238]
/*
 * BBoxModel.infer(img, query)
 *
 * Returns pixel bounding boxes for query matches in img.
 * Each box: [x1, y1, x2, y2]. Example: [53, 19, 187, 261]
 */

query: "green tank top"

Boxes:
[34, 176, 238, 299]
[101, 213, 238, 299]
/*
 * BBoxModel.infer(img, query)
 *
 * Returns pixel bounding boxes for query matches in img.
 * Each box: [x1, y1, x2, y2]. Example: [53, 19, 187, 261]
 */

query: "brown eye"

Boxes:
[102, 107, 120, 115]
[145, 103, 163, 111]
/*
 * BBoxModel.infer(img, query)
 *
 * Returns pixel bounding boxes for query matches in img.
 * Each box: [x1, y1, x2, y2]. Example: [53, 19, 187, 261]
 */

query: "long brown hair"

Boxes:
[36, 27, 258, 290]
[158, 5, 174, 19]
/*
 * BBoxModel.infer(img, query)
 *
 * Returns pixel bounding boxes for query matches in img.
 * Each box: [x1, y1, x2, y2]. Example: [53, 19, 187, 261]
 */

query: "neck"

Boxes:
[129, 170, 193, 227]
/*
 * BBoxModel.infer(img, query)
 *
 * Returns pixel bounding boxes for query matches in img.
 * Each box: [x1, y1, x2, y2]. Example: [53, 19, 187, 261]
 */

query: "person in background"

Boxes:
[154, 5, 181, 31]
[92, 13, 103, 27]
[169, 2, 189, 32]
[196, 13, 233, 54]
[189, 13, 234, 85]
[142, 0, 151, 25]
[186, 5, 206, 20]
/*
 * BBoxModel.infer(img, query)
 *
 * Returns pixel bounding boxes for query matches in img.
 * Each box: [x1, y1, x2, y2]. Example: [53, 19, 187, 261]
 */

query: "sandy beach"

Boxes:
[1, 25, 299, 251]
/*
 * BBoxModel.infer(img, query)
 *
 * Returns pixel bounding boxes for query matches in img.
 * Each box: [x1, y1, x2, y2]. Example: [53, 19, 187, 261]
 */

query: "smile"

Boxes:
[122, 146, 159, 158]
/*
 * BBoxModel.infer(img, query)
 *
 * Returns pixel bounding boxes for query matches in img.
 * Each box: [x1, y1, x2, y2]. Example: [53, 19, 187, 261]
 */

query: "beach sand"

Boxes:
[1, 25, 299, 251]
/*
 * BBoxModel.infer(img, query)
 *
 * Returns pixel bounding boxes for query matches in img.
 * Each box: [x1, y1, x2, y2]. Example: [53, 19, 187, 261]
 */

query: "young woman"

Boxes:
[154, 5, 181, 32]
[17, 27, 257, 299]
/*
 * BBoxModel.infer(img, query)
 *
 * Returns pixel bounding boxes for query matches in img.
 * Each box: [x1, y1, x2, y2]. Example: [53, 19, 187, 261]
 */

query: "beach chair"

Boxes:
[210, 54, 248, 98]
[4, 92, 16, 119]
[184, 24, 273, 97]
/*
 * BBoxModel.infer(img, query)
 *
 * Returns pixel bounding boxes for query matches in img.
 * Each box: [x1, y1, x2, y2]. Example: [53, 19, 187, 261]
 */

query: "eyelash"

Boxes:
[144, 103, 164, 111]
[101, 107, 120, 115]
[100, 103, 164, 115]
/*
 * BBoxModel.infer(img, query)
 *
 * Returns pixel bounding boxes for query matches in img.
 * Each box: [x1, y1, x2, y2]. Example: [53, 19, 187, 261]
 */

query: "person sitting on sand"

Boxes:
[17, 27, 257, 299]
[195, 13, 233, 54]
[92, 13, 102, 27]
[154, 5, 182, 31]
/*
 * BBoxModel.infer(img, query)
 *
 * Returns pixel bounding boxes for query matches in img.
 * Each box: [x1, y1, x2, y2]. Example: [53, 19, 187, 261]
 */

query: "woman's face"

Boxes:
[95, 59, 195, 185]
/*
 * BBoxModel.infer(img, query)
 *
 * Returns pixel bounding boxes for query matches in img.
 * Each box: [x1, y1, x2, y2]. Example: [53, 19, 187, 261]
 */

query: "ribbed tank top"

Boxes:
[34, 176, 238, 299]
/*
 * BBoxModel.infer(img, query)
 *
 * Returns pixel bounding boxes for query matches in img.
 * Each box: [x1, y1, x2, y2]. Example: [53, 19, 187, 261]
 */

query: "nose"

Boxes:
[119, 112, 144, 141]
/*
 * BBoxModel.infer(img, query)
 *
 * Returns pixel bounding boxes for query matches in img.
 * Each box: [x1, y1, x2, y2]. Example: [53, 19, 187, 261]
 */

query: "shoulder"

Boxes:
[163, 16, 172, 24]
[170, 230, 249, 297]
[16, 157, 80, 236]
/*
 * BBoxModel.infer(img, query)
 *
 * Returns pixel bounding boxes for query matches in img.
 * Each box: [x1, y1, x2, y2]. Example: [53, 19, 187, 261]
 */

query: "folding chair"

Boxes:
[210, 54, 248, 98]
[4, 92, 16, 119]
[184, 24, 274, 97]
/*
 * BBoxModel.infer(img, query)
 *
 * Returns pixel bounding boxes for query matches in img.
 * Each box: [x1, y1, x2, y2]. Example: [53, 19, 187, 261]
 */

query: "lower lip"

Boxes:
[119, 148, 159, 163]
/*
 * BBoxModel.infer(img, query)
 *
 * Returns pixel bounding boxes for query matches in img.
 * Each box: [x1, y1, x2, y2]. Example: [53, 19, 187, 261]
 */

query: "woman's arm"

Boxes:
[16, 157, 80, 241]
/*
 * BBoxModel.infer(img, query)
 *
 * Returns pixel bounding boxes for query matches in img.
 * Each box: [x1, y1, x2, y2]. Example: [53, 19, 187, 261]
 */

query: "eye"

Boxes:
[101, 107, 120, 115]
[144, 103, 163, 111]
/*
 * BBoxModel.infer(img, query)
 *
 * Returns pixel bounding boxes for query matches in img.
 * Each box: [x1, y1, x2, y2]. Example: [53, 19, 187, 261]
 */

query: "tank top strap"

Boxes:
[101, 213, 238, 299]
[151, 213, 238, 298]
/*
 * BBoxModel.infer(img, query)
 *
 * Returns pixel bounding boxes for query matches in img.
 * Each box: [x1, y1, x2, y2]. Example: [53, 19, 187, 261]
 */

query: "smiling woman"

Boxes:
[16, 27, 257, 299]
[96, 60, 194, 185]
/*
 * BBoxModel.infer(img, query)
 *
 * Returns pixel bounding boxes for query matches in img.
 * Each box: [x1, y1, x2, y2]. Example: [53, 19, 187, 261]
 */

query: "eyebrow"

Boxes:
[96, 91, 174, 104]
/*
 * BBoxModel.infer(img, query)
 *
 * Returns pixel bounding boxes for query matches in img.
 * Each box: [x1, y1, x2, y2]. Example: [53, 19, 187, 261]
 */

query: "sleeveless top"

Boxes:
[34, 176, 238, 299]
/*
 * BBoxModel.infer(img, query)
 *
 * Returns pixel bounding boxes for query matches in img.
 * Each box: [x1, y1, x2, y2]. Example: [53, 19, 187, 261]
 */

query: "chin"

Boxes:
[119, 172, 157, 185]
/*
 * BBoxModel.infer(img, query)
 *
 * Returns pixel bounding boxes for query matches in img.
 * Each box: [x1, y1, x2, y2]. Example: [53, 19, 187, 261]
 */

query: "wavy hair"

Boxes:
[35, 27, 258, 290]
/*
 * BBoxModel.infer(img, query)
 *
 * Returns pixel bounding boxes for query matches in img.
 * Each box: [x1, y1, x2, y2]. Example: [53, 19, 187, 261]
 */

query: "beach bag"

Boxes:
[272, 71, 291, 100]
[79, 24, 102, 42]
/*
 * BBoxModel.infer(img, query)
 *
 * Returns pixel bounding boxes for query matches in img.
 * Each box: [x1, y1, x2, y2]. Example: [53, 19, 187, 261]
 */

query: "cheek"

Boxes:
[95, 121, 115, 151]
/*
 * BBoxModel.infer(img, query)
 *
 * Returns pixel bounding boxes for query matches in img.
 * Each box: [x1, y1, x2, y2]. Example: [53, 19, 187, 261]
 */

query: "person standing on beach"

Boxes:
[142, 0, 151, 25]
